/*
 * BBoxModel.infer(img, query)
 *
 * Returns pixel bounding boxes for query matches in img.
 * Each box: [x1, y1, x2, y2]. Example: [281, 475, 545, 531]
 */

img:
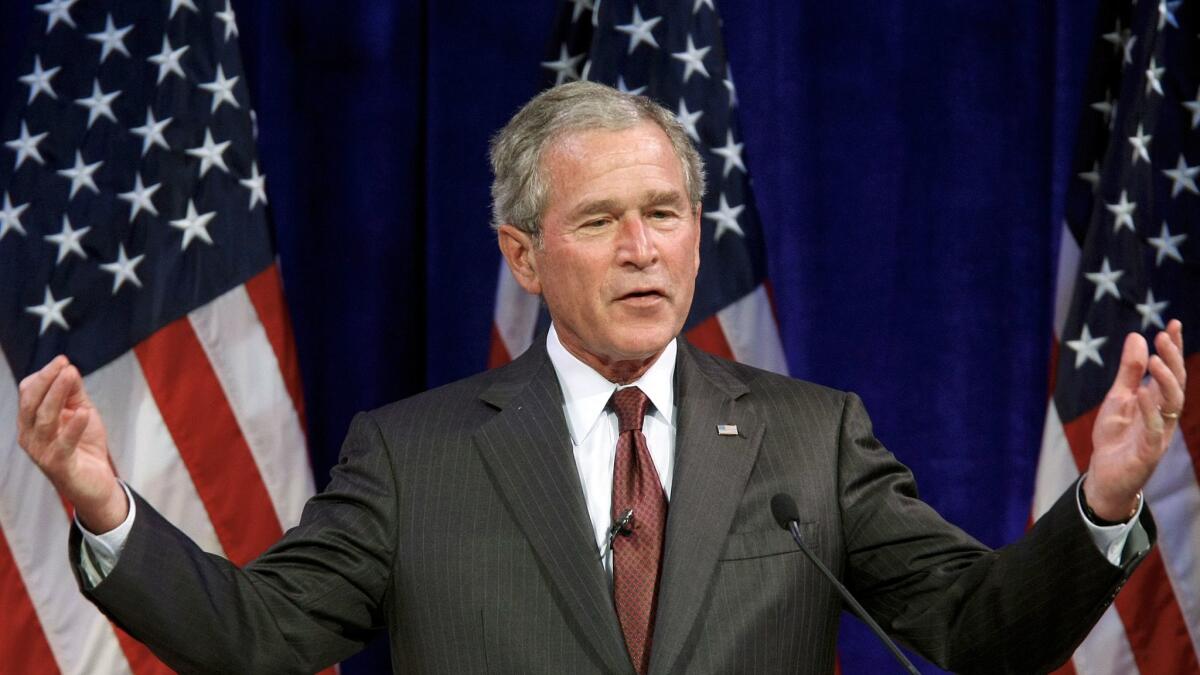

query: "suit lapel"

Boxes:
[472, 344, 633, 674]
[649, 343, 764, 675]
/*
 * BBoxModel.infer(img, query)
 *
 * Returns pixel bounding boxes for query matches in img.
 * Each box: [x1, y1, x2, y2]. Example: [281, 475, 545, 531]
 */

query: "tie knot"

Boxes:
[610, 387, 650, 433]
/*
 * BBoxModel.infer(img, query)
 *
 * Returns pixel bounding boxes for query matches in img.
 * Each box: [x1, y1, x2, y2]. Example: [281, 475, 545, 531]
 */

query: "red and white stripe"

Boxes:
[490, 265, 788, 375]
[0, 264, 327, 674]
[1034, 223, 1200, 675]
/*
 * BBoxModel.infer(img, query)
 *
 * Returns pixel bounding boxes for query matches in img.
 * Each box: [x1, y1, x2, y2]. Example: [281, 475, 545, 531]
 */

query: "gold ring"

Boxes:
[1160, 408, 1181, 420]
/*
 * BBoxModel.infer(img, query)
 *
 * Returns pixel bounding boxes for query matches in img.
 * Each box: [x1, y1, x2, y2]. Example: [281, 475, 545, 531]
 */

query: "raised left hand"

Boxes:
[1085, 320, 1186, 521]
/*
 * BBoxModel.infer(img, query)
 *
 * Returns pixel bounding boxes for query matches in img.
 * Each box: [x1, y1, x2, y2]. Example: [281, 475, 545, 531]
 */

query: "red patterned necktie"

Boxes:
[609, 386, 667, 675]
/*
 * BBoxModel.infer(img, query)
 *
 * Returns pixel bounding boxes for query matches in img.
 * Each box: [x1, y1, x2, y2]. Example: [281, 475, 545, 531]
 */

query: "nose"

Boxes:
[615, 214, 657, 268]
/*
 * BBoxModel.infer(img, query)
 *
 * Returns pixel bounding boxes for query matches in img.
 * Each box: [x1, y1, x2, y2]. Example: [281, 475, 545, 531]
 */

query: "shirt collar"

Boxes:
[546, 323, 677, 445]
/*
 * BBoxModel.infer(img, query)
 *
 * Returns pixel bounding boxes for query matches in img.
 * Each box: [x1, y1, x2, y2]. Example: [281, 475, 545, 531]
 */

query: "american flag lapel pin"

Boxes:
[716, 424, 738, 436]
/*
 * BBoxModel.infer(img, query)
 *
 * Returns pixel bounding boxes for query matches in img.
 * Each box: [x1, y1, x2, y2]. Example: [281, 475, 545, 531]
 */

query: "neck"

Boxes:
[556, 337, 667, 385]
[603, 356, 661, 384]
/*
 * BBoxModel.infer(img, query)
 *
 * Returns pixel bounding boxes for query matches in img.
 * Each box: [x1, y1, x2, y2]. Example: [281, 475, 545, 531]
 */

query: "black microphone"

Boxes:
[599, 508, 634, 561]
[770, 493, 920, 675]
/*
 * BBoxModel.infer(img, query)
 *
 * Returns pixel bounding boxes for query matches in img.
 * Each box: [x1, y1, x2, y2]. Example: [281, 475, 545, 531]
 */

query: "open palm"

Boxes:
[1085, 321, 1186, 520]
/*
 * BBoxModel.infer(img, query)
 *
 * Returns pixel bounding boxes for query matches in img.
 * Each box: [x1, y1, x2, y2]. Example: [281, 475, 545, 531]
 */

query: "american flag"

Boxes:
[0, 1, 320, 673]
[488, 0, 788, 375]
[1032, 1, 1199, 673]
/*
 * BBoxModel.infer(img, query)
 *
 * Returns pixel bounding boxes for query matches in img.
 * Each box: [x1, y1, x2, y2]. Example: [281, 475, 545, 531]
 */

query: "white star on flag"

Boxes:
[216, 1, 239, 41]
[1135, 289, 1169, 330]
[705, 194, 745, 240]
[99, 243, 145, 294]
[34, 0, 78, 33]
[1162, 155, 1199, 197]
[56, 150, 103, 199]
[199, 64, 240, 113]
[129, 108, 173, 156]
[1147, 222, 1187, 266]
[43, 214, 90, 264]
[1158, 0, 1182, 29]
[1066, 324, 1108, 368]
[186, 129, 232, 177]
[671, 35, 711, 82]
[676, 99, 703, 142]
[1090, 90, 1113, 121]
[1185, 86, 1200, 129]
[148, 36, 189, 84]
[1083, 257, 1124, 302]
[25, 286, 72, 335]
[0, 193, 29, 241]
[19, 55, 60, 104]
[615, 7, 662, 54]
[239, 162, 268, 209]
[1123, 35, 1137, 65]
[694, 0, 715, 13]
[117, 173, 162, 222]
[541, 44, 586, 85]
[87, 13, 133, 63]
[616, 76, 646, 95]
[1101, 20, 1124, 51]
[169, 199, 216, 250]
[169, 0, 198, 20]
[1078, 161, 1101, 193]
[5, 120, 48, 170]
[74, 79, 121, 129]
[1105, 190, 1136, 233]
[711, 130, 746, 177]
[568, 0, 593, 23]
[1145, 57, 1165, 97]
[1127, 123, 1152, 164]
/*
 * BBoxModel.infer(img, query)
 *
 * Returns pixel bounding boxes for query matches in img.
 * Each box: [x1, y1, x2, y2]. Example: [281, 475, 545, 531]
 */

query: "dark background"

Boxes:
[1, 1, 1100, 672]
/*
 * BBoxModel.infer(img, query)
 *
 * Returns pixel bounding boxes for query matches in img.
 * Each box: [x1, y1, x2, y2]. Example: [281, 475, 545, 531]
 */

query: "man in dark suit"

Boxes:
[17, 82, 1187, 674]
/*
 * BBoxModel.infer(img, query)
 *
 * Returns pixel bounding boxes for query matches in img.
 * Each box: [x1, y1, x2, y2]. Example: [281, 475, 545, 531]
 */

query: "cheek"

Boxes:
[543, 260, 604, 313]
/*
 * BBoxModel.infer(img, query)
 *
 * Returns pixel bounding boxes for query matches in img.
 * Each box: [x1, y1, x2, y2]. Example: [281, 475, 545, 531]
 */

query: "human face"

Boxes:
[498, 121, 701, 382]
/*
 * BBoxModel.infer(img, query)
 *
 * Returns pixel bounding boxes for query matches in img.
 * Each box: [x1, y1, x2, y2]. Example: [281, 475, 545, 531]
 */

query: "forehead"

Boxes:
[541, 121, 687, 207]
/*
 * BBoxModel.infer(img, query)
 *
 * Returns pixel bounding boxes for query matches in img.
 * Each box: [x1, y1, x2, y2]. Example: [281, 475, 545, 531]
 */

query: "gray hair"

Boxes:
[489, 81, 706, 242]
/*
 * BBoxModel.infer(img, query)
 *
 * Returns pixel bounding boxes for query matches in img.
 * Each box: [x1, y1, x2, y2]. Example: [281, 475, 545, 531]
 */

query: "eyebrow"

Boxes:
[571, 190, 688, 219]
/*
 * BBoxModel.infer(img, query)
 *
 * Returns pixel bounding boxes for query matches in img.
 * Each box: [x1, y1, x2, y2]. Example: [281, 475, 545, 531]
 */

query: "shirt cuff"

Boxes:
[76, 483, 136, 585]
[1076, 478, 1145, 567]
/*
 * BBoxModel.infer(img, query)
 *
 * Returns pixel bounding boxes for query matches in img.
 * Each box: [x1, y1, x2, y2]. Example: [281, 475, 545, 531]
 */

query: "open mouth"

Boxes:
[616, 290, 666, 307]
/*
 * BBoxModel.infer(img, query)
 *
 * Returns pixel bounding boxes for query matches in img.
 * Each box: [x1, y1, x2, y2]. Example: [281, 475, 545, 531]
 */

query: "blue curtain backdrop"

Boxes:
[1, 1, 1101, 672]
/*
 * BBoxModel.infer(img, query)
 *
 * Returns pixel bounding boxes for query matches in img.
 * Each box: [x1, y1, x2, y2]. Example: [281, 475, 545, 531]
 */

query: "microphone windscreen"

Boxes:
[770, 493, 800, 530]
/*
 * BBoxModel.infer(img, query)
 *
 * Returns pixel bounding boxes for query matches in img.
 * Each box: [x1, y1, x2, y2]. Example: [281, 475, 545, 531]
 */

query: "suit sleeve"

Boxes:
[70, 412, 398, 674]
[835, 392, 1155, 674]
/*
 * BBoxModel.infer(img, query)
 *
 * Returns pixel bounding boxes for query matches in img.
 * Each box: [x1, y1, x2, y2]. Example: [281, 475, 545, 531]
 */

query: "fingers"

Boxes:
[31, 364, 80, 457]
[1167, 318, 1183, 353]
[1114, 333, 1149, 393]
[1137, 387, 1165, 455]
[1148, 355, 1184, 416]
[1154, 322, 1187, 397]
[59, 407, 90, 453]
[17, 356, 68, 435]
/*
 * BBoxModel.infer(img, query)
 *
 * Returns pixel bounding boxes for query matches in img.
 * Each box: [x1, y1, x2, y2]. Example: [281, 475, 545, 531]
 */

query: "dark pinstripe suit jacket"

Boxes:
[75, 340, 1152, 674]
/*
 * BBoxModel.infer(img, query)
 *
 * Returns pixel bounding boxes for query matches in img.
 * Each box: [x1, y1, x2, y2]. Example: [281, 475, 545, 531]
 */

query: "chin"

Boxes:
[611, 331, 675, 361]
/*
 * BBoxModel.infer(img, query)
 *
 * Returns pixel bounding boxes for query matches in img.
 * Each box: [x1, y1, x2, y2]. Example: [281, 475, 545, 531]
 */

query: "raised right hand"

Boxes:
[17, 355, 128, 533]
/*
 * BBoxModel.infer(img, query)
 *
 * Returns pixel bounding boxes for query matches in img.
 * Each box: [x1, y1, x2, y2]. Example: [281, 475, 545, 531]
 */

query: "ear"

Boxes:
[497, 224, 543, 295]
[691, 206, 702, 276]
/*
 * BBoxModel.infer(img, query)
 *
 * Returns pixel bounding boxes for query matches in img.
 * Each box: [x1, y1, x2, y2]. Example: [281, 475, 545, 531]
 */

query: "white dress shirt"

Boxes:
[545, 324, 677, 579]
